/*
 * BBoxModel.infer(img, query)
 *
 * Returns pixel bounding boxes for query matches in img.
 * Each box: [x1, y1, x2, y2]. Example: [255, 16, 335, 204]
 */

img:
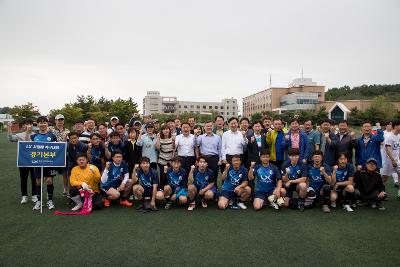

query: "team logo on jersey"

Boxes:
[120, 168, 124, 172]
[47, 137, 52, 141]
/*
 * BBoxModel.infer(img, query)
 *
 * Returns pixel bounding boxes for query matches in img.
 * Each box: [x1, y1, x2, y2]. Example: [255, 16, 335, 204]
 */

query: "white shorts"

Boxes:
[381, 160, 400, 176]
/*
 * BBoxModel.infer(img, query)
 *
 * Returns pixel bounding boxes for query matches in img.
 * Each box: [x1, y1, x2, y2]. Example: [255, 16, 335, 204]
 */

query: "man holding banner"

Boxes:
[29, 116, 58, 211]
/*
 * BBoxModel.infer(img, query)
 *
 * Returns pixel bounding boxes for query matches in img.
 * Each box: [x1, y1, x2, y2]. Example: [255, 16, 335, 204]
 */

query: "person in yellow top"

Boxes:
[69, 153, 103, 211]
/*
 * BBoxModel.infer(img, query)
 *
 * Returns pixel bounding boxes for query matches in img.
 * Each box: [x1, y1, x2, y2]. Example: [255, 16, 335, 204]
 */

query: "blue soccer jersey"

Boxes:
[101, 161, 129, 189]
[254, 163, 281, 193]
[281, 161, 307, 180]
[137, 168, 159, 190]
[193, 168, 215, 189]
[307, 163, 332, 192]
[108, 142, 125, 154]
[335, 163, 354, 182]
[90, 144, 105, 170]
[222, 165, 248, 192]
[31, 132, 57, 142]
[167, 168, 187, 188]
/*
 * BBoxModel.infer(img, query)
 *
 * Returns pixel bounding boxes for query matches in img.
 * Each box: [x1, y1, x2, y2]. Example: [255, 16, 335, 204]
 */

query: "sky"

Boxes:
[0, 0, 399, 114]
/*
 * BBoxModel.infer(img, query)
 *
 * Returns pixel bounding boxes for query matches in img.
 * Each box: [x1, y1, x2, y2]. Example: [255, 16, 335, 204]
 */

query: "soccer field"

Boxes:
[1, 133, 400, 266]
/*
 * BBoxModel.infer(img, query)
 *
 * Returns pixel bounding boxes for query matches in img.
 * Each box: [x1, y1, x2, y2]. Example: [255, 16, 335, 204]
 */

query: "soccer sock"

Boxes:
[298, 198, 305, 205]
[47, 184, 54, 200]
[343, 192, 354, 205]
[36, 185, 41, 201]
[165, 196, 171, 203]
[392, 173, 399, 183]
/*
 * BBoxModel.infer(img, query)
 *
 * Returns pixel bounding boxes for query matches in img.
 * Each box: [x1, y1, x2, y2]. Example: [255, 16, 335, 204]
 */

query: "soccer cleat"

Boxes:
[31, 195, 38, 203]
[201, 199, 208, 208]
[229, 204, 241, 210]
[330, 202, 337, 208]
[298, 204, 305, 212]
[47, 200, 55, 210]
[237, 202, 247, 210]
[322, 205, 331, 213]
[269, 202, 279, 210]
[103, 199, 111, 207]
[187, 202, 195, 211]
[33, 201, 41, 211]
[120, 199, 133, 207]
[277, 197, 285, 207]
[343, 204, 354, 212]
[21, 196, 29, 204]
[376, 203, 386, 211]
[71, 203, 83, 211]
[164, 202, 172, 210]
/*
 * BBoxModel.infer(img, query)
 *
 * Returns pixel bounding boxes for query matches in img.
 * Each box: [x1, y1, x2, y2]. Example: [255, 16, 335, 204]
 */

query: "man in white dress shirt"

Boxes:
[221, 117, 248, 165]
[175, 122, 197, 175]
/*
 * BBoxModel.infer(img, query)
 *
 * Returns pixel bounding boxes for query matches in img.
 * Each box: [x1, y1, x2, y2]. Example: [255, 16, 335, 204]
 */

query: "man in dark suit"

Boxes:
[246, 121, 268, 167]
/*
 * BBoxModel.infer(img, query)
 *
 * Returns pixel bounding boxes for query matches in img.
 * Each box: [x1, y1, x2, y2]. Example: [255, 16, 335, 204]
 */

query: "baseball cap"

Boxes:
[110, 116, 119, 121]
[146, 122, 155, 129]
[366, 158, 377, 164]
[55, 114, 65, 120]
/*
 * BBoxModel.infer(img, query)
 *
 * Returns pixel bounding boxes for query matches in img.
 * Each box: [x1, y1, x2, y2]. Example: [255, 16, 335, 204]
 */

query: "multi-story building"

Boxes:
[143, 91, 238, 119]
[242, 78, 325, 117]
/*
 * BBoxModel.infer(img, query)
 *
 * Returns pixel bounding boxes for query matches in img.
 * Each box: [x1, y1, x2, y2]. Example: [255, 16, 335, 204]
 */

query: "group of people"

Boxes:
[8, 112, 399, 213]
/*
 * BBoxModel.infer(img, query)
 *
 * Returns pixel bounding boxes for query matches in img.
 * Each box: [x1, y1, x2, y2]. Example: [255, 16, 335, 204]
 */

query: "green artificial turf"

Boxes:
[0, 132, 400, 266]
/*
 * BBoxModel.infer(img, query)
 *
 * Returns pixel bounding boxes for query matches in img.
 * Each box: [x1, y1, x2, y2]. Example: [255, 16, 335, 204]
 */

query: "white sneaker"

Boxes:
[33, 201, 41, 211]
[343, 204, 354, 212]
[331, 202, 337, 208]
[21, 196, 29, 204]
[71, 203, 83, 211]
[47, 200, 55, 210]
[237, 202, 247, 210]
[31, 195, 38, 203]
[269, 202, 279, 210]
[187, 202, 195, 211]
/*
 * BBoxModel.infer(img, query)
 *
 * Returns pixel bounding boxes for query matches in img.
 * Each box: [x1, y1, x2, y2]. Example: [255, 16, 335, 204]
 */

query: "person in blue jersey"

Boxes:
[218, 155, 251, 210]
[187, 156, 217, 211]
[163, 157, 188, 209]
[305, 150, 333, 213]
[87, 133, 105, 172]
[67, 132, 88, 176]
[105, 131, 125, 160]
[281, 148, 308, 211]
[100, 150, 134, 207]
[330, 152, 355, 212]
[132, 157, 164, 209]
[31, 116, 58, 211]
[248, 149, 285, 210]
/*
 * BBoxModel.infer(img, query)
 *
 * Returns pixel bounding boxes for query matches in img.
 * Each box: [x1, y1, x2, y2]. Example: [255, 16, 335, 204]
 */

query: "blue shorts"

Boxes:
[176, 188, 188, 198]
[34, 167, 57, 179]
[254, 189, 275, 201]
[220, 190, 237, 201]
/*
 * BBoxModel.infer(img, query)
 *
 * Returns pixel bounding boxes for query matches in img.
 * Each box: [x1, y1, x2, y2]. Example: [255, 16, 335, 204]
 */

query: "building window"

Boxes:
[221, 112, 224, 115]
[184, 105, 187, 108]
[227, 112, 229, 115]
[190, 105, 194, 108]
[220, 106, 223, 109]
[215, 106, 218, 109]
[179, 105, 181, 108]
[209, 106, 212, 109]
[203, 105, 206, 109]
[227, 107, 229, 110]
[197, 105, 200, 109]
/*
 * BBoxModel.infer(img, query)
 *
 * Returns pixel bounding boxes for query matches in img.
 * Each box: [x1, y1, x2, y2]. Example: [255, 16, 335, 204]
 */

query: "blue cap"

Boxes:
[366, 158, 377, 164]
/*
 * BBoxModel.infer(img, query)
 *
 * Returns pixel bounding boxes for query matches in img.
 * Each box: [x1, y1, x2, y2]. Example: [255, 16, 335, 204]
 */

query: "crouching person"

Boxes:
[100, 150, 134, 207]
[132, 157, 164, 209]
[306, 151, 333, 212]
[163, 157, 189, 209]
[249, 149, 285, 211]
[354, 158, 387, 211]
[331, 153, 355, 212]
[218, 155, 251, 210]
[69, 153, 103, 211]
[187, 156, 218, 211]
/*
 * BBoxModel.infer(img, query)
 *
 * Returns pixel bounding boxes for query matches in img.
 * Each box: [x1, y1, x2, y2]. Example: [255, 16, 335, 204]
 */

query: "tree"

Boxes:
[251, 112, 263, 122]
[9, 102, 40, 124]
[0, 106, 11, 114]
[50, 104, 84, 127]
[108, 98, 139, 124]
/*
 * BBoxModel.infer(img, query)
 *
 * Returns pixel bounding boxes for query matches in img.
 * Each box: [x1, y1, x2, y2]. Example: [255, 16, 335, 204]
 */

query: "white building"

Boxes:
[280, 92, 319, 111]
[0, 114, 13, 126]
[143, 91, 238, 119]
